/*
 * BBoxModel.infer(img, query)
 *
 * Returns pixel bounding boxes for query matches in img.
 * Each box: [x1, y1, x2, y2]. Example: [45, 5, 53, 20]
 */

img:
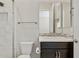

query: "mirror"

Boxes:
[39, 0, 73, 35]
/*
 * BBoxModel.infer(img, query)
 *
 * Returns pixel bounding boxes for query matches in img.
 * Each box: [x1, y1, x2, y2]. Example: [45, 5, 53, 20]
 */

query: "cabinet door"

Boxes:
[41, 42, 73, 58]
[41, 48, 73, 58]
[73, 0, 79, 58]
[59, 49, 73, 58]
[0, 0, 13, 58]
[41, 48, 56, 58]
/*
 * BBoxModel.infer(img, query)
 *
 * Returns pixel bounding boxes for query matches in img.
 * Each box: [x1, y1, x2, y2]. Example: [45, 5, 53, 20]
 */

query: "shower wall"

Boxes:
[14, 0, 39, 57]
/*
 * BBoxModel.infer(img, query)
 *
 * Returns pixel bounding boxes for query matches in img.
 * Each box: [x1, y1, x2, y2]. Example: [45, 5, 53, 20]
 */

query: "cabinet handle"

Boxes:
[56, 51, 58, 58]
[58, 50, 61, 58]
[56, 50, 61, 58]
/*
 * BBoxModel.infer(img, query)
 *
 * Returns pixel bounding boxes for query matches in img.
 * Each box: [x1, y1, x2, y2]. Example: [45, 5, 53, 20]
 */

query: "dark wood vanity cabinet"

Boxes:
[40, 42, 73, 58]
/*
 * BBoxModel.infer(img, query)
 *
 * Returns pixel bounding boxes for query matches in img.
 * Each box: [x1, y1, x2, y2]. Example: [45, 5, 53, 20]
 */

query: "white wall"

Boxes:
[73, 0, 79, 58]
[14, 0, 39, 57]
[0, 0, 13, 58]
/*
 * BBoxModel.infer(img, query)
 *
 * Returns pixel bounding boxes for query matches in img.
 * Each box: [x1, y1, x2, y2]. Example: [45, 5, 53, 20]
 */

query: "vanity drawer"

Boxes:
[41, 42, 73, 49]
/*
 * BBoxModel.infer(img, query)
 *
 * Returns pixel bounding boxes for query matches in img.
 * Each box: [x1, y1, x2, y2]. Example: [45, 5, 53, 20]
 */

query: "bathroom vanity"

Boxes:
[39, 0, 73, 58]
[39, 35, 73, 58]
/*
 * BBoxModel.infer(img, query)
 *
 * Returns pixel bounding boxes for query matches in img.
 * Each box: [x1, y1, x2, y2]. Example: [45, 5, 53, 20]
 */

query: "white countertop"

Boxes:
[39, 36, 73, 42]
